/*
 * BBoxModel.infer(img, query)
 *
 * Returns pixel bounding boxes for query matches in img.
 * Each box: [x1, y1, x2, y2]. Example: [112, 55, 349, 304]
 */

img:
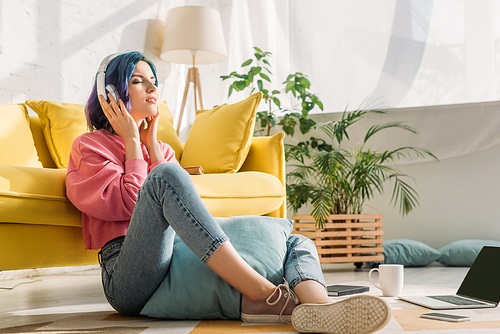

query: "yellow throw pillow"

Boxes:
[180, 92, 262, 173]
[0, 104, 42, 167]
[157, 101, 182, 160]
[26, 101, 88, 169]
[27, 100, 181, 168]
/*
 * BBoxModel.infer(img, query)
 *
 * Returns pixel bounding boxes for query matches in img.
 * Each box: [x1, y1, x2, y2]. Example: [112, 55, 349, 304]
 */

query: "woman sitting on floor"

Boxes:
[65, 51, 391, 334]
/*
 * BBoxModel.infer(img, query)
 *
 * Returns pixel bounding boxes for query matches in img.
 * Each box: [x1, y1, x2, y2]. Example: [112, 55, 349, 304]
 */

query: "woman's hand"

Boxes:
[139, 106, 160, 148]
[99, 94, 142, 160]
[140, 107, 163, 164]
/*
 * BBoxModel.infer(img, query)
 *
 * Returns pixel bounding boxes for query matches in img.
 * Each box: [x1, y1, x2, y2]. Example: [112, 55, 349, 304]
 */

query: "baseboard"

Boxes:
[0, 264, 100, 280]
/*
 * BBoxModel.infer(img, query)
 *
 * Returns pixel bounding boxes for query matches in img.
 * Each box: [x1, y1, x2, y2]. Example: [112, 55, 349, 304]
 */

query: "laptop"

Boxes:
[399, 246, 500, 309]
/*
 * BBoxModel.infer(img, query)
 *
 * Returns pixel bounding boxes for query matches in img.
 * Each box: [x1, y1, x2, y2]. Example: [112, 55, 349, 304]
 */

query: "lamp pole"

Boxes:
[176, 53, 204, 135]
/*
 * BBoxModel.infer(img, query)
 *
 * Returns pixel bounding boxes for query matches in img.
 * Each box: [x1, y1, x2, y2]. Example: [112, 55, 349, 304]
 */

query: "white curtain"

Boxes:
[289, 0, 498, 112]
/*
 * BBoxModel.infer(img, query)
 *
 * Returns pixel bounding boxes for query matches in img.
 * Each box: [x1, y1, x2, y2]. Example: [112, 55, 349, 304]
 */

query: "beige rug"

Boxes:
[393, 307, 500, 332]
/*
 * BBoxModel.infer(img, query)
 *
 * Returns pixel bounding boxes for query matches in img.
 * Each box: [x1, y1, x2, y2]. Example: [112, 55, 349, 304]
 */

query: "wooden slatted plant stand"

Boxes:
[292, 214, 384, 265]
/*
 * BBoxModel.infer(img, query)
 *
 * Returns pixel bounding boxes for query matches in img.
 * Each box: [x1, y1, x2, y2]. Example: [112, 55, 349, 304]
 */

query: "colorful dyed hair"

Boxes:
[85, 51, 158, 131]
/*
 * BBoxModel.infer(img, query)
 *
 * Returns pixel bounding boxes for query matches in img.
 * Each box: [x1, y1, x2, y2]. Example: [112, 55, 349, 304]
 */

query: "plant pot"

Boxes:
[292, 214, 384, 264]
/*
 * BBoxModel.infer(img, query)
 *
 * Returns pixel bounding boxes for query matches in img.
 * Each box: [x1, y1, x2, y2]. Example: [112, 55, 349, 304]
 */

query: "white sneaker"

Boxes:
[291, 295, 391, 334]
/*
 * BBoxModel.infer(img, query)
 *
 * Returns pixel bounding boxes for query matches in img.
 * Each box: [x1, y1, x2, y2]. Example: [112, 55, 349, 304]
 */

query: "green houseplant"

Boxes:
[287, 108, 439, 229]
[221, 47, 322, 136]
[287, 108, 438, 265]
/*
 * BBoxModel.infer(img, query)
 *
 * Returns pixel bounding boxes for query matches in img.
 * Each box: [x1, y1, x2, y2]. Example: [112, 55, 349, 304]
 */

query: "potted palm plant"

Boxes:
[287, 108, 438, 265]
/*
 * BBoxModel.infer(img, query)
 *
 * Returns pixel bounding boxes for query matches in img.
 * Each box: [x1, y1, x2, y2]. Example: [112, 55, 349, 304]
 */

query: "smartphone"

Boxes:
[420, 312, 471, 322]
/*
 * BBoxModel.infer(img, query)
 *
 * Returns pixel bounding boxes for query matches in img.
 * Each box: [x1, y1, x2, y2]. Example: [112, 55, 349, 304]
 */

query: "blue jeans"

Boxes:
[99, 162, 325, 316]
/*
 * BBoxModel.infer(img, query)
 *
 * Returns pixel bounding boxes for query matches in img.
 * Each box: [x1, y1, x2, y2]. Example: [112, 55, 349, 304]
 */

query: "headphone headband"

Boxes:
[96, 53, 120, 99]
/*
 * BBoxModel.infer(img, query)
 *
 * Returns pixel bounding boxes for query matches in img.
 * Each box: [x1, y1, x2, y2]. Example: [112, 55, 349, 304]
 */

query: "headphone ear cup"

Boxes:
[105, 84, 119, 103]
[96, 72, 106, 99]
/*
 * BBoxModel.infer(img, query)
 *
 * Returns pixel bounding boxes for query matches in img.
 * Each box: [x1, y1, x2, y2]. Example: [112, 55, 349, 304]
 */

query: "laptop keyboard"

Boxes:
[429, 295, 487, 306]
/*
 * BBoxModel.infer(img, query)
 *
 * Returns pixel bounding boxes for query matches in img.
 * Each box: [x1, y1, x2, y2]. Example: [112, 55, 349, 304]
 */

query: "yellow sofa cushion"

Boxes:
[190, 171, 285, 217]
[0, 165, 284, 226]
[0, 104, 42, 168]
[26, 100, 182, 168]
[180, 92, 261, 173]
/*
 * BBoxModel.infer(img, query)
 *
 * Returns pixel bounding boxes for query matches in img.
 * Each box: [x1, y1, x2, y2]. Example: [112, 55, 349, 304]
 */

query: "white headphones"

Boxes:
[96, 53, 120, 102]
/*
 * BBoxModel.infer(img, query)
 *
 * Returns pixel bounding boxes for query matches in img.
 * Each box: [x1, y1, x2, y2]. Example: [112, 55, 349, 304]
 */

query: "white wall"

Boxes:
[0, 0, 290, 139]
[1, 0, 167, 103]
[0, 0, 230, 136]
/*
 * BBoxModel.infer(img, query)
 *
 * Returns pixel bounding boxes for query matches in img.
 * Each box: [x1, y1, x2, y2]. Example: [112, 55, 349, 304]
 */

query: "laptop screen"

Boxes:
[457, 246, 500, 304]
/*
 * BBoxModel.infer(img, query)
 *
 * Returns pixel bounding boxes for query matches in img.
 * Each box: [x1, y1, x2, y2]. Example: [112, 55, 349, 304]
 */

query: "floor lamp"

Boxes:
[161, 6, 227, 135]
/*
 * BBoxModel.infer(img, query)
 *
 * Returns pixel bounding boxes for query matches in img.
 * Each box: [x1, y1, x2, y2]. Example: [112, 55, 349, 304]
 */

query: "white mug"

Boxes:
[369, 264, 404, 297]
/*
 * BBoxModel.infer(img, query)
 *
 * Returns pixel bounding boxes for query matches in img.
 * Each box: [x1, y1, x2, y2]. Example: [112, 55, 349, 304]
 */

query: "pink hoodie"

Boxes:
[66, 129, 178, 249]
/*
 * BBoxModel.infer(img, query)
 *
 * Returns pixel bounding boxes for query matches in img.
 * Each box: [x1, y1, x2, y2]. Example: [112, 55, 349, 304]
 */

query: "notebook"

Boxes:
[327, 284, 369, 297]
[399, 246, 500, 309]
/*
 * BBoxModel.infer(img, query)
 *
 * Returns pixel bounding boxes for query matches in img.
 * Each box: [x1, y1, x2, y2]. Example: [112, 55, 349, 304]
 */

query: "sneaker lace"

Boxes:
[265, 278, 299, 323]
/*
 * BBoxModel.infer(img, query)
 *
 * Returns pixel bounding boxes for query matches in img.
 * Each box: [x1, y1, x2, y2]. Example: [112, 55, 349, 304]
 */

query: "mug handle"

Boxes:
[369, 268, 382, 290]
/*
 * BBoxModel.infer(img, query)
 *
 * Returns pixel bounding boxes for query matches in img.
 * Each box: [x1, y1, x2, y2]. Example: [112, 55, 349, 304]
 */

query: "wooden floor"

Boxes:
[321, 263, 469, 289]
[0, 263, 470, 329]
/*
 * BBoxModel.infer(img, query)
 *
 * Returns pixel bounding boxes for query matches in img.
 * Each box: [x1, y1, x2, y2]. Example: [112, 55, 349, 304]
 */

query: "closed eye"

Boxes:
[130, 75, 156, 86]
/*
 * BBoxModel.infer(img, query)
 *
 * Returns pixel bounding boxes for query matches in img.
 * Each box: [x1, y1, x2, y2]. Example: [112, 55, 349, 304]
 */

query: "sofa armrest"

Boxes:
[239, 132, 286, 218]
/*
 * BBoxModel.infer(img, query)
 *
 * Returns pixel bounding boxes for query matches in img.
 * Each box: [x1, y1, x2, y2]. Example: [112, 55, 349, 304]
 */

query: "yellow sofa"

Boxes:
[0, 93, 286, 270]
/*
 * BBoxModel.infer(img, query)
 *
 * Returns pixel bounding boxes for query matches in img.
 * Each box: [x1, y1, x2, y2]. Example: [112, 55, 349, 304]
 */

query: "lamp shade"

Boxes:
[161, 6, 227, 65]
